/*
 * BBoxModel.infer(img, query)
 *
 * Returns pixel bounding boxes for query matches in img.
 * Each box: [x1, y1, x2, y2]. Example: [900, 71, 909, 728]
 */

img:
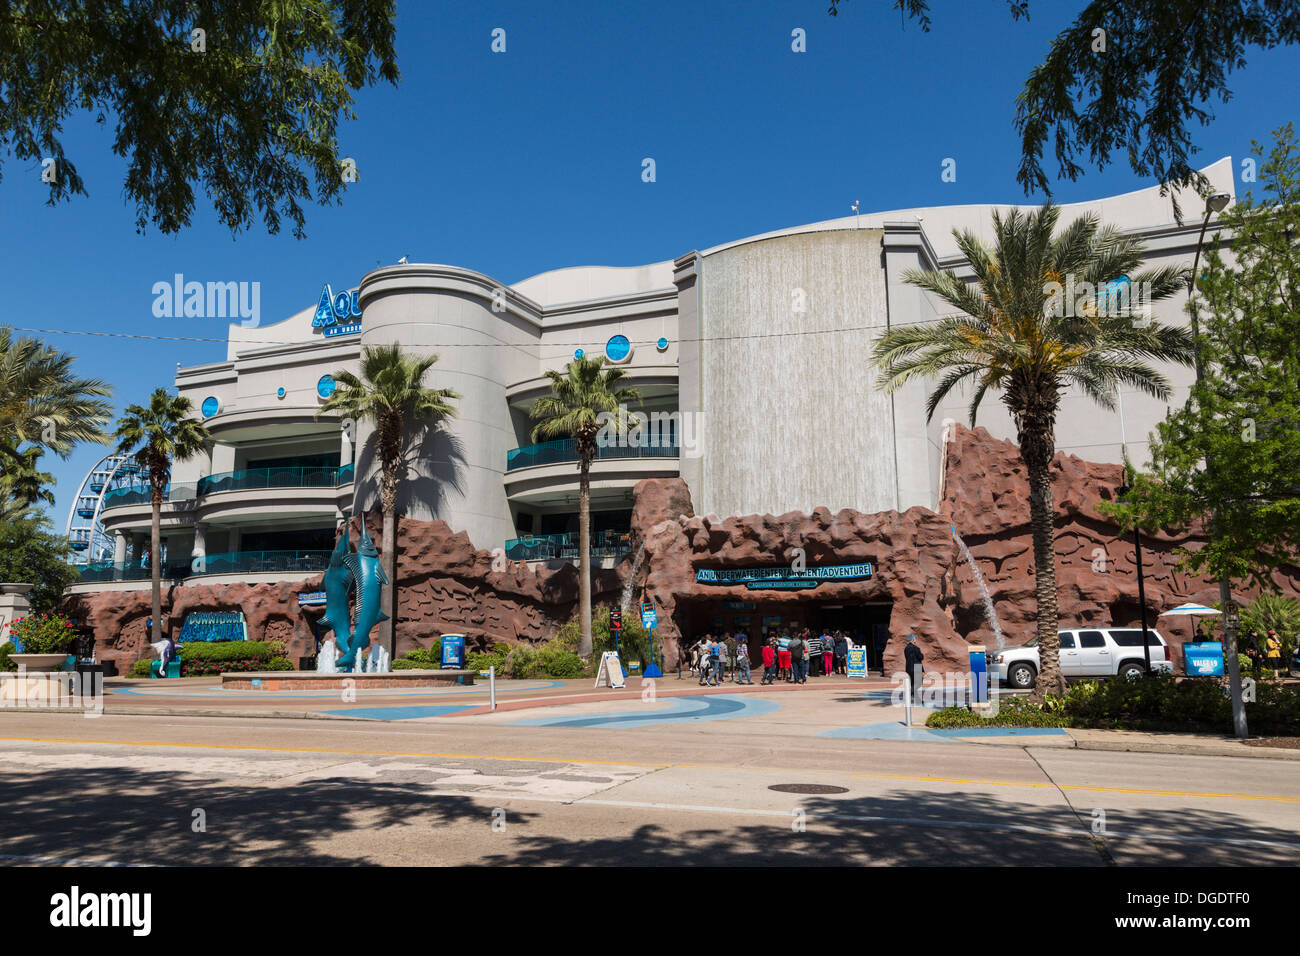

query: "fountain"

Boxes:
[619, 540, 648, 614]
[952, 525, 1005, 653]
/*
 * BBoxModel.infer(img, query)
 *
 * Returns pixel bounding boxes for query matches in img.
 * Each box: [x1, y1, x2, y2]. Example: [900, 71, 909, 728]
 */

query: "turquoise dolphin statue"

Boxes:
[340, 522, 389, 671]
[319, 528, 355, 658]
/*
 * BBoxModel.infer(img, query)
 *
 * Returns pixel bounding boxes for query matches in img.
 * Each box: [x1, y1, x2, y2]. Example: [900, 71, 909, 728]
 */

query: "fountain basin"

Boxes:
[221, 668, 477, 691]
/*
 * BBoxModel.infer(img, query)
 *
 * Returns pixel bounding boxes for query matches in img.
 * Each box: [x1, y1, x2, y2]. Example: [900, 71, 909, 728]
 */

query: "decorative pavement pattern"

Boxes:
[506, 694, 781, 729]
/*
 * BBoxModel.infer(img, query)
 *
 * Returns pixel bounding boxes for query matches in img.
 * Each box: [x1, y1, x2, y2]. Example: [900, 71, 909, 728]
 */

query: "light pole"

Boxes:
[1187, 192, 1249, 738]
[1117, 481, 1152, 672]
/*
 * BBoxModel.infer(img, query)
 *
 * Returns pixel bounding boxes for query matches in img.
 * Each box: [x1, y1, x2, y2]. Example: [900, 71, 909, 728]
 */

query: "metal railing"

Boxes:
[503, 530, 635, 562]
[102, 465, 352, 509]
[506, 438, 680, 471]
[77, 549, 331, 582]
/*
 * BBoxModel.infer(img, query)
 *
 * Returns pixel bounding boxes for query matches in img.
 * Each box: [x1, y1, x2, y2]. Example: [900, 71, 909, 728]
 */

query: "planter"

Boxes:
[9, 653, 72, 672]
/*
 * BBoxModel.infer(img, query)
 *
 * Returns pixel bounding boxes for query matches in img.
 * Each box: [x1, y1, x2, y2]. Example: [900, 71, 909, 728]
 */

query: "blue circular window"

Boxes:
[605, 334, 631, 362]
[317, 374, 336, 399]
[276, 386, 286, 400]
[200, 396, 221, 418]
[574, 348, 584, 359]
[656, 336, 669, 352]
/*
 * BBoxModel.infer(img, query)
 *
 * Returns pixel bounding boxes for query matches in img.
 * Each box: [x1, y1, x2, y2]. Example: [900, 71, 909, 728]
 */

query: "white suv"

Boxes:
[994, 627, 1173, 689]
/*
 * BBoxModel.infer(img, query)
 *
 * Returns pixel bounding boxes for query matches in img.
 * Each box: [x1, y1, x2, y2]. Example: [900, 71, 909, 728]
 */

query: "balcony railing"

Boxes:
[506, 438, 680, 471]
[503, 530, 636, 562]
[77, 549, 331, 582]
[102, 465, 353, 509]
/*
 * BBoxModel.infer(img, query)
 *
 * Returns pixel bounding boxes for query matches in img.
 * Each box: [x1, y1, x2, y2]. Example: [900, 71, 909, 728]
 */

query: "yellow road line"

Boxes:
[1, 735, 1296, 804]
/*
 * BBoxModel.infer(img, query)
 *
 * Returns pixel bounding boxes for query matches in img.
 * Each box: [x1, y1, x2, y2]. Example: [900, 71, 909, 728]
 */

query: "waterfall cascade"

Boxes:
[952, 526, 1005, 653]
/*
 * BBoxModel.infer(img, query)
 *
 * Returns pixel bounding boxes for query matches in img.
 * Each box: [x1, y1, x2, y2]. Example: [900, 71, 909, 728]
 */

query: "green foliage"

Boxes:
[179, 640, 283, 662]
[0, 513, 79, 613]
[1241, 594, 1300, 657]
[129, 659, 152, 678]
[114, 389, 211, 489]
[7, 612, 76, 654]
[0, 1, 400, 238]
[466, 650, 507, 674]
[927, 696, 1070, 729]
[393, 641, 441, 669]
[261, 657, 294, 671]
[1102, 125, 1300, 590]
[929, 676, 1300, 736]
[506, 641, 584, 679]
[0, 327, 112, 517]
[0, 641, 15, 672]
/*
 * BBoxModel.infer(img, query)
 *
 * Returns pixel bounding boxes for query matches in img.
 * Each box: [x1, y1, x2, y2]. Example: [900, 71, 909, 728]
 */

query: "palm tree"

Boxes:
[0, 326, 112, 486]
[319, 344, 459, 656]
[529, 356, 642, 658]
[870, 204, 1192, 695]
[115, 390, 211, 644]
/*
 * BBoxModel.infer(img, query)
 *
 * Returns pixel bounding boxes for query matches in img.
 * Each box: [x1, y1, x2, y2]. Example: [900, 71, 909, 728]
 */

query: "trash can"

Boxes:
[299, 655, 317, 671]
[74, 662, 105, 698]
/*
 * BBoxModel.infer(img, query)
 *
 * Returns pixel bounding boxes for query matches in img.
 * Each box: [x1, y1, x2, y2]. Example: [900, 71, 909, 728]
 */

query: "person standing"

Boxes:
[725, 631, 738, 683]
[821, 630, 834, 677]
[778, 635, 793, 682]
[761, 639, 777, 685]
[790, 631, 806, 684]
[735, 635, 752, 685]
[904, 634, 924, 704]
[874, 627, 889, 675]
[834, 631, 849, 675]
[807, 632, 823, 676]
[1245, 630, 1263, 680]
[1266, 630, 1282, 679]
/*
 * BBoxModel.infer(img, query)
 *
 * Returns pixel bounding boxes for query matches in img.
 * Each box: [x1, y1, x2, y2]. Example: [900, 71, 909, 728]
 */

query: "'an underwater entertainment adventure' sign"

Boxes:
[695, 563, 874, 590]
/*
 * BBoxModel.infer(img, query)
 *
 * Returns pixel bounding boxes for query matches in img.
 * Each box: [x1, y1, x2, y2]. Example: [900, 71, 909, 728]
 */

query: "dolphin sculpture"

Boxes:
[318, 529, 355, 664]
[340, 522, 389, 671]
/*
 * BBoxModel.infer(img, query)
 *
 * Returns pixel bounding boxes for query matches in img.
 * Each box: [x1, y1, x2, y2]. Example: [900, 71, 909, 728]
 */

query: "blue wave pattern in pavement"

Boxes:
[317, 704, 481, 720]
[508, 694, 780, 729]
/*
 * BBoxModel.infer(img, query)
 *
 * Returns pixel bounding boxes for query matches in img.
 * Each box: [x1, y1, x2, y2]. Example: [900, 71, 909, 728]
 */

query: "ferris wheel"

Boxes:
[63, 453, 141, 565]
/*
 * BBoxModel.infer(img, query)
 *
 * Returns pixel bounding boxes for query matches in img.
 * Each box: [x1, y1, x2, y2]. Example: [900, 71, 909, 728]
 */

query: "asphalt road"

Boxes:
[1, 711, 1297, 867]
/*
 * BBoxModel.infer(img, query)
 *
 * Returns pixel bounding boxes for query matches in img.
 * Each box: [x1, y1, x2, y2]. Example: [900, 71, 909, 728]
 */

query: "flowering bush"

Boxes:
[7, 614, 77, 654]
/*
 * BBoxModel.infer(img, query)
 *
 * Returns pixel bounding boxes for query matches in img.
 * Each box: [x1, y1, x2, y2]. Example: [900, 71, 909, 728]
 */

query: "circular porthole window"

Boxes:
[317, 374, 337, 400]
[574, 348, 584, 359]
[656, 336, 669, 352]
[276, 386, 287, 400]
[605, 334, 631, 363]
[200, 396, 221, 418]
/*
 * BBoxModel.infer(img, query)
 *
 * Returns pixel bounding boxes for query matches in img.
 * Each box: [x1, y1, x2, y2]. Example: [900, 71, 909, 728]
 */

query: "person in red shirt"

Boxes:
[777, 637, 793, 682]
[761, 639, 777, 685]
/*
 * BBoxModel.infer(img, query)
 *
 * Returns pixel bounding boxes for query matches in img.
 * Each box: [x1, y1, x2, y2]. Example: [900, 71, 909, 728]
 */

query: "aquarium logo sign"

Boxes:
[313, 284, 362, 337]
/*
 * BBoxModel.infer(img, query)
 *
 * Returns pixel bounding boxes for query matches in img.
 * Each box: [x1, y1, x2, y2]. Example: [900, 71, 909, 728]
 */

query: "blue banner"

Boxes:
[696, 563, 873, 588]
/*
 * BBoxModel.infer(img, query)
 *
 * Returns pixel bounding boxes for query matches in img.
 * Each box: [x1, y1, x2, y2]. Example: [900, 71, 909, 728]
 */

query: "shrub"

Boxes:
[261, 657, 294, 671]
[0, 641, 15, 672]
[7, 613, 77, 654]
[467, 650, 507, 674]
[129, 659, 152, 678]
[178, 640, 284, 663]
[927, 696, 1069, 729]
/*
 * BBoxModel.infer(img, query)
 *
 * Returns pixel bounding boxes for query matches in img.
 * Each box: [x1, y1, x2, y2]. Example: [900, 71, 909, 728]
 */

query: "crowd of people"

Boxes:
[684, 628, 864, 686]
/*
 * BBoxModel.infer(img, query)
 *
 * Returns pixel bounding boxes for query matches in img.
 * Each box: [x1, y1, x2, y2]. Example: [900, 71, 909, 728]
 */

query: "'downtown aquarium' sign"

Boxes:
[312, 283, 363, 337]
[695, 563, 874, 591]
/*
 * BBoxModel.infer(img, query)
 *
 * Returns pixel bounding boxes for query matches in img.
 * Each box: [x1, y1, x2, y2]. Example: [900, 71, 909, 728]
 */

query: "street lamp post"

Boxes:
[1117, 482, 1152, 672]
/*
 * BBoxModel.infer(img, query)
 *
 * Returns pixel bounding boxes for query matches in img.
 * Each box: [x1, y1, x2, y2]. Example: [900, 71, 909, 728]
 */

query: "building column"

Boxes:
[228, 527, 241, 554]
[340, 424, 354, 467]
[191, 522, 207, 570]
[113, 532, 127, 564]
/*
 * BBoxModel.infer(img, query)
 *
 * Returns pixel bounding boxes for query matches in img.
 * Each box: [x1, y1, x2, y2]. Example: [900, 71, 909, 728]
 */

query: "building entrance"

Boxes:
[679, 599, 893, 674]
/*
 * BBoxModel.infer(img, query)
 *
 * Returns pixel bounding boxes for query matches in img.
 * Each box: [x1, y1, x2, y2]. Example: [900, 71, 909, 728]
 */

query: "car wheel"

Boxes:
[1118, 662, 1146, 680]
[1008, 662, 1036, 689]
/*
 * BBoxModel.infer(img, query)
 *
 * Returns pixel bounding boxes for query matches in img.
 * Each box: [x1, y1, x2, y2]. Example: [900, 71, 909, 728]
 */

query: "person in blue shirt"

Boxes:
[706, 635, 722, 687]
[734, 632, 752, 684]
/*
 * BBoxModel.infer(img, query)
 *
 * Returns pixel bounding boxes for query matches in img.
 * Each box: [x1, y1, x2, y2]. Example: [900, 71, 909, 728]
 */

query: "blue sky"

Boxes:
[3, 0, 1298, 531]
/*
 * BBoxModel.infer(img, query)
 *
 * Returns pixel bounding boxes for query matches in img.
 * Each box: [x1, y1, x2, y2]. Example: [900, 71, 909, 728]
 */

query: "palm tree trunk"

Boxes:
[1021, 430, 1064, 696]
[380, 466, 398, 658]
[578, 455, 592, 659]
[150, 488, 163, 644]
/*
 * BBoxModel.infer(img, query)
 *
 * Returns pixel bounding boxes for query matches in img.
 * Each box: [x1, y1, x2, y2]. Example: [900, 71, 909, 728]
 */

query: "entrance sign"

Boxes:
[594, 651, 626, 689]
[846, 646, 868, 678]
[1183, 642, 1225, 677]
[696, 563, 873, 590]
[641, 601, 657, 630]
[312, 283, 363, 338]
